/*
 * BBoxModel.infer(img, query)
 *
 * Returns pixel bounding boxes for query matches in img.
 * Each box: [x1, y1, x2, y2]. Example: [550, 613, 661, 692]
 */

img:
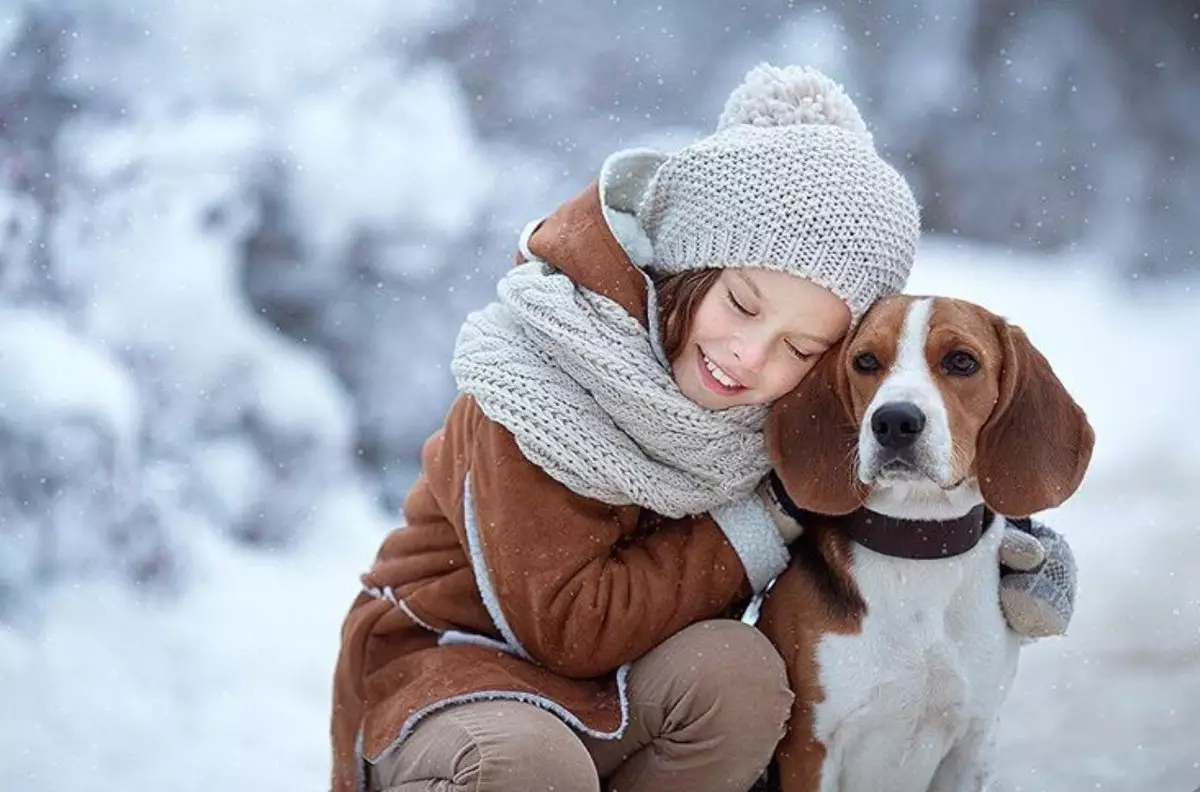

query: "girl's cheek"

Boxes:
[756, 375, 784, 404]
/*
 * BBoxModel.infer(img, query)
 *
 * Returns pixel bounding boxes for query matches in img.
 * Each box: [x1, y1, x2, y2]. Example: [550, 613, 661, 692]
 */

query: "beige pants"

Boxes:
[367, 619, 792, 792]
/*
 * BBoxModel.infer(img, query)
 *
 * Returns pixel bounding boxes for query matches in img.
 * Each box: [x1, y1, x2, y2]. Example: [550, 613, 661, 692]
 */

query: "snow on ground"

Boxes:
[0, 481, 392, 791]
[1, 238, 1198, 791]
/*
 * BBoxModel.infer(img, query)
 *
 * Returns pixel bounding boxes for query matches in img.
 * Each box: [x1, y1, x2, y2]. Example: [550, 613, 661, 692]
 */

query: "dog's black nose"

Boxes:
[871, 402, 926, 448]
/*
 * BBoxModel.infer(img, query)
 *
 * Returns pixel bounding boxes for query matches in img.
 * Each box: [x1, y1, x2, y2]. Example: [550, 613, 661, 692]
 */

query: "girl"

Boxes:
[331, 64, 1076, 792]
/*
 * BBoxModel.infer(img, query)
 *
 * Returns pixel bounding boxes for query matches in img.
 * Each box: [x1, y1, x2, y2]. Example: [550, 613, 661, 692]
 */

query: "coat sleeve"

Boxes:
[428, 395, 760, 679]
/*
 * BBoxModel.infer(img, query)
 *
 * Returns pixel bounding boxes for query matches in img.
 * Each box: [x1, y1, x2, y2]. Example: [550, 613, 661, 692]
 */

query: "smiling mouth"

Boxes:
[698, 347, 747, 394]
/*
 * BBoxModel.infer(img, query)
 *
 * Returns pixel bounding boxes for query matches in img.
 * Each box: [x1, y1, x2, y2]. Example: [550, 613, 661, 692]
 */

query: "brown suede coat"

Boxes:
[329, 182, 754, 792]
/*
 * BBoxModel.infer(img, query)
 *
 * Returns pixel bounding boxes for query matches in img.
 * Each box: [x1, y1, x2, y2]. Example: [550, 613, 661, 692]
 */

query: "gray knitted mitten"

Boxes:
[999, 519, 1077, 639]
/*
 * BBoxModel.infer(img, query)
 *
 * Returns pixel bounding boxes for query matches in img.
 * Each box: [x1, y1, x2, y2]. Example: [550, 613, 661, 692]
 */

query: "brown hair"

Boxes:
[653, 268, 723, 362]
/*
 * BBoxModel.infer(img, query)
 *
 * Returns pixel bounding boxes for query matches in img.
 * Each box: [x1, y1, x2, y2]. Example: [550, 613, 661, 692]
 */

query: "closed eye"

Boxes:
[726, 289, 756, 317]
[785, 341, 814, 361]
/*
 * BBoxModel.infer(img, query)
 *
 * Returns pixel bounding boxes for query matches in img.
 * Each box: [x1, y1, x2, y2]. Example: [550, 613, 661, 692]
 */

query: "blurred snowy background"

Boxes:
[0, 1, 1196, 790]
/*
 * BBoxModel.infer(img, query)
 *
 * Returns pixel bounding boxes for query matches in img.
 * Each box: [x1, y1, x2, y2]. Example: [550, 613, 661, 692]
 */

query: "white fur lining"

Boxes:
[396, 599, 439, 634]
[599, 149, 674, 369]
[461, 474, 533, 660]
[362, 583, 398, 605]
[368, 662, 633, 765]
[437, 629, 520, 654]
[520, 148, 658, 272]
[518, 217, 543, 262]
[598, 147, 665, 270]
[362, 585, 443, 635]
[711, 494, 791, 593]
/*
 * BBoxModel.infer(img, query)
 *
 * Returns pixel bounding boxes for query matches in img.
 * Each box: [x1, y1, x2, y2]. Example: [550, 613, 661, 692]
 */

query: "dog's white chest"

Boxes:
[811, 526, 1020, 792]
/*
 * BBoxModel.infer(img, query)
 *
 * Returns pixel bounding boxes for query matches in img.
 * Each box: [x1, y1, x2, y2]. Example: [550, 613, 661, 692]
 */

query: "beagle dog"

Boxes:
[755, 295, 1094, 792]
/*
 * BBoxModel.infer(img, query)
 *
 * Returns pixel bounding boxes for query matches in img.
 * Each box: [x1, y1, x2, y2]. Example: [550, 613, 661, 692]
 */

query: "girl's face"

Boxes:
[672, 268, 851, 409]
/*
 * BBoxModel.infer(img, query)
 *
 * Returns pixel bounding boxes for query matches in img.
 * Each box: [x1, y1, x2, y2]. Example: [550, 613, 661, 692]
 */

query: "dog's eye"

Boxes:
[942, 350, 980, 377]
[852, 352, 881, 374]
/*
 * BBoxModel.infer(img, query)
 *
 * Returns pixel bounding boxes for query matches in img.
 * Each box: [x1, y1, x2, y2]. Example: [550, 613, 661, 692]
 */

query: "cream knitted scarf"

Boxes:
[451, 257, 771, 519]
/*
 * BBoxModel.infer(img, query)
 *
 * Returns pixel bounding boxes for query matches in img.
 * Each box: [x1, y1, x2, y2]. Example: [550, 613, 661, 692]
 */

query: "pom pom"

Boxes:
[716, 63, 871, 143]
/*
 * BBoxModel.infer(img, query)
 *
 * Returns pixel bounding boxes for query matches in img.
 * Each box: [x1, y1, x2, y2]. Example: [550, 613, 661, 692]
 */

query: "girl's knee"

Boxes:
[658, 619, 794, 740]
[701, 620, 792, 722]
[371, 701, 600, 792]
[481, 712, 600, 792]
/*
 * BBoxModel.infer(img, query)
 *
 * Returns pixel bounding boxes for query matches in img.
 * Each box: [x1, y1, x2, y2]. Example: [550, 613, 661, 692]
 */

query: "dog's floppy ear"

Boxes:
[766, 341, 866, 515]
[977, 321, 1095, 518]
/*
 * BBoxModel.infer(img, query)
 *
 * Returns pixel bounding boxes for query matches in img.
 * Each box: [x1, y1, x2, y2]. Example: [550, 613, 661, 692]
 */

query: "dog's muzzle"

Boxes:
[862, 400, 940, 483]
[870, 401, 926, 450]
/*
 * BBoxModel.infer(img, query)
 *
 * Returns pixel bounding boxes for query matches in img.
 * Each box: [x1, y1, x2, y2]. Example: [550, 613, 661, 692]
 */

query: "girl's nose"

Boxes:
[730, 335, 769, 371]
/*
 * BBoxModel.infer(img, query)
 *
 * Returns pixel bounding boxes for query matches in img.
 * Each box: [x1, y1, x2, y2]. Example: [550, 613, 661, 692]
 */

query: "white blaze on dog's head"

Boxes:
[766, 294, 1095, 518]
[855, 298, 955, 487]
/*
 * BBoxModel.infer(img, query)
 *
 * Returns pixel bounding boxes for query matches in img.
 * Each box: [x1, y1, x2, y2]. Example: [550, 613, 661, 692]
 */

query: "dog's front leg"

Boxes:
[928, 721, 999, 792]
[754, 564, 834, 792]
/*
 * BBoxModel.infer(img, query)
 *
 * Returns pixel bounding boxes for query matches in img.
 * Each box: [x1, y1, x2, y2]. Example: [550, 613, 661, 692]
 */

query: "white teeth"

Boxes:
[703, 354, 740, 388]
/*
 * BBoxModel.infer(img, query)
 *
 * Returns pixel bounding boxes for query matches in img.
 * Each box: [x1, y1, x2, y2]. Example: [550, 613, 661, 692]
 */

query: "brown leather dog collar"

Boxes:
[767, 472, 994, 560]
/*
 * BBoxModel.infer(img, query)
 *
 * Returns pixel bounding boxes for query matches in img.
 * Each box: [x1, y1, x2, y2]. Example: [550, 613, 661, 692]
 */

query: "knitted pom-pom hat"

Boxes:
[635, 64, 921, 324]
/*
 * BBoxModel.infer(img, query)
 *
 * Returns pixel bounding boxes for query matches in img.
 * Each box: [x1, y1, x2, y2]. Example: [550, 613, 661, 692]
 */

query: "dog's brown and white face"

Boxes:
[768, 295, 1095, 518]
